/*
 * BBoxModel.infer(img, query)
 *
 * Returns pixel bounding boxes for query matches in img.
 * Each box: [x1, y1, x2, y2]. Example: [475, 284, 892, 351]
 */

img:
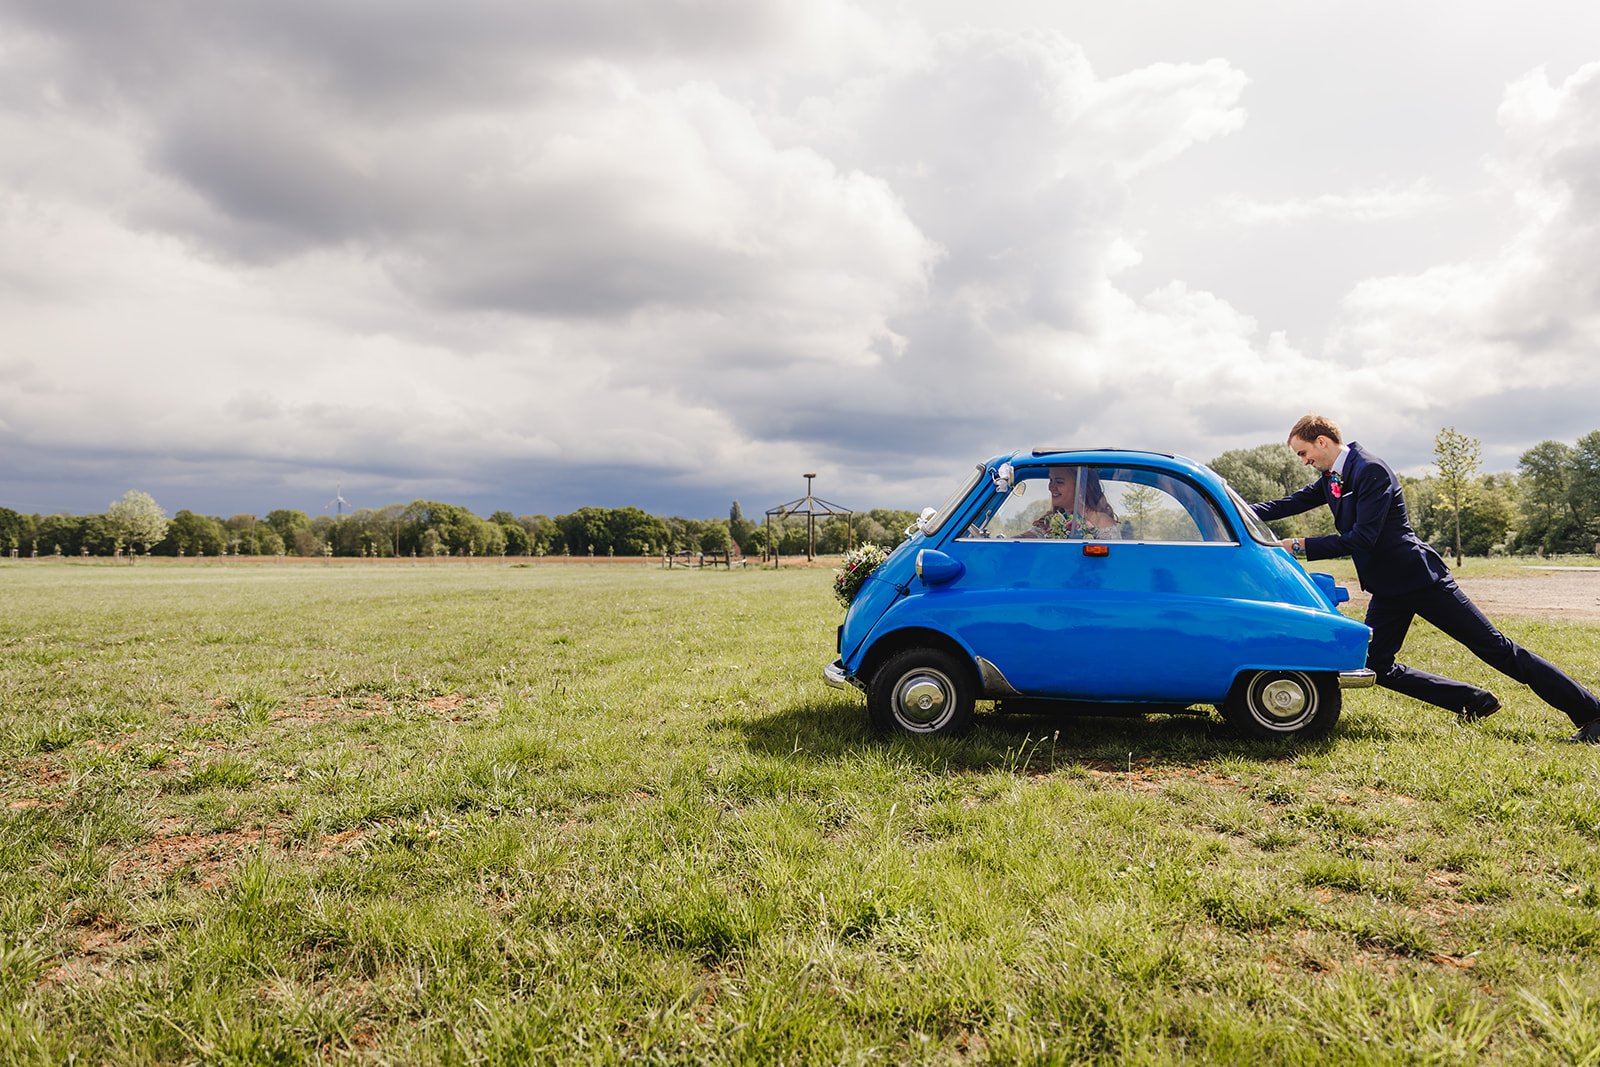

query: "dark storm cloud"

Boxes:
[2, 0, 794, 108]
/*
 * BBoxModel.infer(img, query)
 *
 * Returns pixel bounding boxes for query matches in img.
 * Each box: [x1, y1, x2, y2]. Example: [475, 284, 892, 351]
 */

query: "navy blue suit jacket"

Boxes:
[1252, 441, 1450, 596]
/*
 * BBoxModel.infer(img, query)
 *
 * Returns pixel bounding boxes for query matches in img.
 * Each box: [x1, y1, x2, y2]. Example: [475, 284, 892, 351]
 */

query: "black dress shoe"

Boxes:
[1563, 718, 1600, 744]
[1460, 690, 1501, 721]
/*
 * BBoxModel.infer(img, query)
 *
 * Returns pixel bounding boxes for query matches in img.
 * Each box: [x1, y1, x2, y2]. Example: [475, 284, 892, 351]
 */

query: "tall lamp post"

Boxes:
[804, 474, 816, 560]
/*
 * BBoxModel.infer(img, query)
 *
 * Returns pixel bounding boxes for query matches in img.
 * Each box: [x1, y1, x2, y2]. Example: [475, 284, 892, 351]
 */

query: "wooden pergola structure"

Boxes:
[765, 473, 852, 564]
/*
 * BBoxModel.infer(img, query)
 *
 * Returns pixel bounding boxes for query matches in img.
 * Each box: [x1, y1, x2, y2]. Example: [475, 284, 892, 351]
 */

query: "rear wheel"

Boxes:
[867, 648, 976, 737]
[1223, 670, 1341, 741]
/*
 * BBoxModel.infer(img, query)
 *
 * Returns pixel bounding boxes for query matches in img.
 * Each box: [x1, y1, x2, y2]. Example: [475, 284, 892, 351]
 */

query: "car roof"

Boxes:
[1028, 446, 1176, 459]
[986, 448, 1231, 495]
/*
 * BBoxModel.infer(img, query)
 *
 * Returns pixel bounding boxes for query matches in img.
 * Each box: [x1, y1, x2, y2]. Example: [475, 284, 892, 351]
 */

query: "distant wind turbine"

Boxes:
[324, 484, 354, 516]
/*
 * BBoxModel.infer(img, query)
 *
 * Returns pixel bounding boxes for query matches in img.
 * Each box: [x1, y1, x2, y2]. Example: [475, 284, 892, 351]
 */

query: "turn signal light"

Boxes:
[1083, 544, 1110, 557]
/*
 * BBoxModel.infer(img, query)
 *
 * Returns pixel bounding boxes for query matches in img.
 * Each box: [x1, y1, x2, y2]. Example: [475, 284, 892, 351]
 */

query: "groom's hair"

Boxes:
[1288, 414, 1342, 445]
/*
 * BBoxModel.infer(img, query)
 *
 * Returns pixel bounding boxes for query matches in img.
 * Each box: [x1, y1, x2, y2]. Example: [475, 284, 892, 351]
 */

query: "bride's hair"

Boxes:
[1051, 467, 1116, 521]
[1082, 470, 1115, 521]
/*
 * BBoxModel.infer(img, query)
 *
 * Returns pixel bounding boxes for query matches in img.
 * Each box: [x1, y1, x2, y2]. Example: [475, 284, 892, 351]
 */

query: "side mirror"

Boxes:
[916, 549, 965, 585]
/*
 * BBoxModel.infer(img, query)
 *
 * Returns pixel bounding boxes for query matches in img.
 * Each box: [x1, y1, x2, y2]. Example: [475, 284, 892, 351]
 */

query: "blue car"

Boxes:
[824, 449, 1374, 740]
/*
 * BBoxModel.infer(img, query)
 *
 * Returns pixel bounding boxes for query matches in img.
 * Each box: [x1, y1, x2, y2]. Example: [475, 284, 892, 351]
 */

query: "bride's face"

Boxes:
[1047, 468, 1077, 513]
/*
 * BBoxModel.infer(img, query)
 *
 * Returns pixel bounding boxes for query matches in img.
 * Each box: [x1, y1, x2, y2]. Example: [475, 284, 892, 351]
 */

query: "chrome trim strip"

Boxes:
[1339, 669, 1377, 689]
[975, 656, 1021, 697]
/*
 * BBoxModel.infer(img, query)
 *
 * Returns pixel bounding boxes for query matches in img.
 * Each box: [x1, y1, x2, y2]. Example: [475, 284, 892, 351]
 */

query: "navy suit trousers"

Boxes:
[1365, 577, 1600, 726]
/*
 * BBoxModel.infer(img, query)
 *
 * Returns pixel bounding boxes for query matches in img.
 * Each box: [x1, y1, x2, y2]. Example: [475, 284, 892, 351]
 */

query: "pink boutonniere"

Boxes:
[1328, 471, 1344, 499]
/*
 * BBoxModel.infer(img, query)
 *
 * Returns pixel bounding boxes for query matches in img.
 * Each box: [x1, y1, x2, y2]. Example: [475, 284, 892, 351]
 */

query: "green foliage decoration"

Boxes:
[833, 542, 888, 607]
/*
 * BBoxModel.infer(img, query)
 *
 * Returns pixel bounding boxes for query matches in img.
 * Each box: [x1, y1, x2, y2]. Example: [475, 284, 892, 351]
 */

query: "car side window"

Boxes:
[960, 466, 1234, 543]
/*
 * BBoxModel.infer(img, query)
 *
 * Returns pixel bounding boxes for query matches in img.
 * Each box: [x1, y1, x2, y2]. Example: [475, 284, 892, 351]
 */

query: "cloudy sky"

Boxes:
[4, 0, 1600, 520]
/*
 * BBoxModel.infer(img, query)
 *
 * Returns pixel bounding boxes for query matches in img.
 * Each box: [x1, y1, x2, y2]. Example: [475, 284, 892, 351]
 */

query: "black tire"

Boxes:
[1223, 670, 1341, 741]
[867, 648, 976, 737]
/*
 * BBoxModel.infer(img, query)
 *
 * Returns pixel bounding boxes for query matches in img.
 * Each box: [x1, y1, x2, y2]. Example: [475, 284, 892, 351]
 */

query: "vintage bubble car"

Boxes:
[824, 449, 1375, 740]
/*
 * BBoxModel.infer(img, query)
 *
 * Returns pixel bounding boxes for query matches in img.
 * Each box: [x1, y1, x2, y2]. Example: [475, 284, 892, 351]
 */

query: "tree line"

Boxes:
[14, 429, 1586, 562]
[0, 494, 923, 560]
[1214, 429, 1600, 559]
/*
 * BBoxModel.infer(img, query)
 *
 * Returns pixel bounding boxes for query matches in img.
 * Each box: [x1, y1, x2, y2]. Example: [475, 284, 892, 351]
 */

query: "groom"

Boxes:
[1253, 414, 1600, 742]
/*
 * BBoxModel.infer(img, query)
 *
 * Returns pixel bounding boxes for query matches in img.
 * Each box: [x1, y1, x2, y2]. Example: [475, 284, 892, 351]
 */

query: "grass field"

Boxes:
[5, 559, 1600, 1065]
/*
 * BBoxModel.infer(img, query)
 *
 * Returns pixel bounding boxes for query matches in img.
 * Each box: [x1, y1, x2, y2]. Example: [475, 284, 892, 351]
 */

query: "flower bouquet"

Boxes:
[1042, 511, 1101, 540]
[834, 543, 889, 607]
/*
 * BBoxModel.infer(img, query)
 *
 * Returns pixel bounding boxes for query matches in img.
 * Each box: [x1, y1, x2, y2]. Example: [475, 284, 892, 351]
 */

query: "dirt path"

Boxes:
[1342, 567, 1600, 621]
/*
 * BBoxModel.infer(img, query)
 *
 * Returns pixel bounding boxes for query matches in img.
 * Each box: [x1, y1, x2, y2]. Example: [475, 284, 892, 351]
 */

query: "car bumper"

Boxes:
[1339, 669, 1377, 689]
[824, 659, 862, 691]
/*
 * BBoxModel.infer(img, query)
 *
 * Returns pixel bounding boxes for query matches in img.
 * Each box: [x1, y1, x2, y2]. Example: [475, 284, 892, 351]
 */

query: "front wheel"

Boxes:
[1223, 670, 1341, 741]
[867, 648, 976, 737]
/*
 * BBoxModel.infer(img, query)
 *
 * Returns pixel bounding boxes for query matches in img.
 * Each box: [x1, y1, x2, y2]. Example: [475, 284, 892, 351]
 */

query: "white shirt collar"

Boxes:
[1330, 445, 1351, 477]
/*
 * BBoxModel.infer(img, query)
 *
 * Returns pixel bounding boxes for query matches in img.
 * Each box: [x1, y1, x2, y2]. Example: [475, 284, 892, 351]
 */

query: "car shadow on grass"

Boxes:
[723, 696, 1342, 776]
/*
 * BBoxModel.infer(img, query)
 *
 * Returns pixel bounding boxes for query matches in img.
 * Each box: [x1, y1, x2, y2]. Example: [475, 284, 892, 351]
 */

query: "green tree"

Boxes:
[517, 515, 558, 555]
[699, 523, 731, 555]
[1209, 443, 1320, 537]
[462, 513, 506, 556]
[397, 501, 477, 555]
[816, 516, 853, 554]
[256, 525, 286, 556]
[107, 490, 168, 556]
[224, 514, 258, 555]
[607, 507, 668, 556]
[1402, 474, 1442, 545]
[1516, 440, 1576, 553]
[1460, 474, 1518, 556]
[729, 501, 757, 553]
[777, 522, 810, 555]
[852, 515, 886, 547]
[1209, 443, 1311, 501]
[660, 517, 704, 555]
[1568, 431, 1600, 549]
[265, 509, 313, 554]
[166, 511, 227, 556]
[1433, 426, 1481, 565]
[500, 522, 530, 555]
[867, 509, 920, 549]
[556, 507, 613, 556]
[0, 508, 24, 556]
[1119, 483, 1163, 539]
[36, 514, 90, 556]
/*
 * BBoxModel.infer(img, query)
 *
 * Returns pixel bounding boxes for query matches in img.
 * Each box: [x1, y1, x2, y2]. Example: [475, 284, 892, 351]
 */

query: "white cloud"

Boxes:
[1223, 180, 1450, 225]
[1321, 61, 1600, 461]
[5, 0, 1472, 514]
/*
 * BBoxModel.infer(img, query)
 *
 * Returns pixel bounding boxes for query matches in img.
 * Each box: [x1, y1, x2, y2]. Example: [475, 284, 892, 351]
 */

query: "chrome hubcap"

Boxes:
[895, 672, 950, 727]
[1261, 679, 1306, 715]
[1250, 671, 1317, 729]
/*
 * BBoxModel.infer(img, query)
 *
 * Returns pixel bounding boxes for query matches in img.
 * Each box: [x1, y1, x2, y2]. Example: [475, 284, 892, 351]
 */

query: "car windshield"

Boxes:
[1225, 484, 1282, 546]
[919, 464, 987, 537]
[960, 465, 1233, 542]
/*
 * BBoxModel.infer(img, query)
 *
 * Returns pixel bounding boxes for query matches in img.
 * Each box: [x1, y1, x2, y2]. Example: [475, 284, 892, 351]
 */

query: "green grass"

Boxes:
[5, 558, 1600, 1063]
